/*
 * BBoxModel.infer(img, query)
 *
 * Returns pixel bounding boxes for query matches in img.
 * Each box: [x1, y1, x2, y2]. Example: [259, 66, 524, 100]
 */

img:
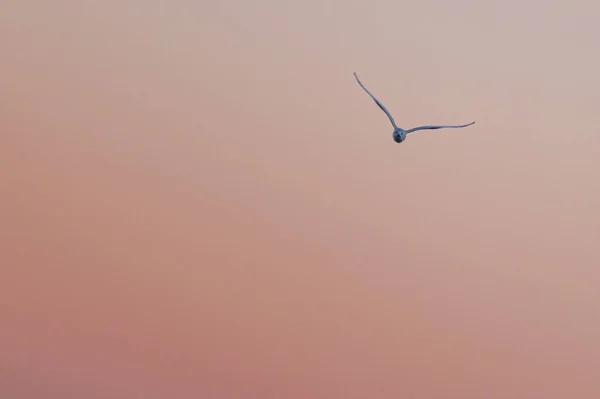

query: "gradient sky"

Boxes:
[2, 1, 600, 398]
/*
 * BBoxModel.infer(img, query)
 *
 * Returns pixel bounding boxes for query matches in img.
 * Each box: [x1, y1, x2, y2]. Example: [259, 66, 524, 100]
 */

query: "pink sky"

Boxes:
[2, 1, 600, 397]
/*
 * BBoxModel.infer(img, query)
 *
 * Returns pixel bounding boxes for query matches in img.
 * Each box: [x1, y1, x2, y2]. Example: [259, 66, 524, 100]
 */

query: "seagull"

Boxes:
[353, 72, 475, 143]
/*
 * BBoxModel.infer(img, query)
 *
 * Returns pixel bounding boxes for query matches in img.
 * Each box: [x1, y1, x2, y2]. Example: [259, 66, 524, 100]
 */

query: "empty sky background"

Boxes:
[2, 0, 600, 397]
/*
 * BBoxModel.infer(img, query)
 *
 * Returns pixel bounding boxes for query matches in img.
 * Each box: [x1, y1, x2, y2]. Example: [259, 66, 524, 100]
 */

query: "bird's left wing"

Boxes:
[405, 121, 475, 134]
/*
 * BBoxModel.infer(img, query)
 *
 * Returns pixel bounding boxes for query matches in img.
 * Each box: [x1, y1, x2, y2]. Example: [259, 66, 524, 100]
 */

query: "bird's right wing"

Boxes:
[353, 72, 398, 129]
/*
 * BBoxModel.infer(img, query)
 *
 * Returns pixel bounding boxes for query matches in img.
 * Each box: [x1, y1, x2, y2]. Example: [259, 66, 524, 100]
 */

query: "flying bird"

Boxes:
[353, 72, 475, 143]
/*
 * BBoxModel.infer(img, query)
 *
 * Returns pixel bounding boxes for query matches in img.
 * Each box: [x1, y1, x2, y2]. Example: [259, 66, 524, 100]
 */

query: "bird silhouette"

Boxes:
[353, 72, 475, 143]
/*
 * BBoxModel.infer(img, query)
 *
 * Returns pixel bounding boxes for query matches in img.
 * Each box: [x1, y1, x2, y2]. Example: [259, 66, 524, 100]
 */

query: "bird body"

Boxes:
[353, 72, 475, 143]
[393, 128, 407, 143]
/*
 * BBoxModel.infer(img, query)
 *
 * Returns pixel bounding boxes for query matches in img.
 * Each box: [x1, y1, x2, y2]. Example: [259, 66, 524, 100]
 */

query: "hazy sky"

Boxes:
[2, 1, 600, 397]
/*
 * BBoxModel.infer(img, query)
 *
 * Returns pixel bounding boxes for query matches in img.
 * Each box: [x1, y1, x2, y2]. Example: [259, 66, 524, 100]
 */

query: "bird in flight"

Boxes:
[353, 72, 475, 143]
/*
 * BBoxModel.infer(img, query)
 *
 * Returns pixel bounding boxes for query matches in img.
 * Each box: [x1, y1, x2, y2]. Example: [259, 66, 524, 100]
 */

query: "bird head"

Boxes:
[393, 129, 406, 143]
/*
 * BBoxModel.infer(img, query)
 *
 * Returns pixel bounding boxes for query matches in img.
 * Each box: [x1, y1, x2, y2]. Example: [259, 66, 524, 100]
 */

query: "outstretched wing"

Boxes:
[405, 121, 475, 134]
[353, 72, 397, 129]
